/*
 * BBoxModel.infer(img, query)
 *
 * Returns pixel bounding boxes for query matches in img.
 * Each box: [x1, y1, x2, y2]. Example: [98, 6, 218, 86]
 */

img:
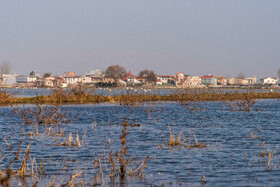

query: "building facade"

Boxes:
[201, 75, 217, 85]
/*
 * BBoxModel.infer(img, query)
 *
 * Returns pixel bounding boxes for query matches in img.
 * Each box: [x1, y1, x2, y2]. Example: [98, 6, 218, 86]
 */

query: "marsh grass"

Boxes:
[58, 121, 150, 186]
[258, 149, 275, 170]
[0, 141, 42, 186]
[167, 126, 183, 147]
[55, 132, 86, 147]
[109, 121, 149, 179]
[181, 100, 204, 111]
[12, 103, 80, 141]
[41, 121, 149, 186]
[8, 102, 150, 185]
[47, 87, 102, 104]
[0, 169, 13, 187]
[250, 131, 261, 139]
[185, 134, 207, 149]
[161, 127, 208, 149]
[224, 92, 271, 112]
[0, 91, 17, 105]
[1, 88, 280, 106]
[11, 104, 73, 125]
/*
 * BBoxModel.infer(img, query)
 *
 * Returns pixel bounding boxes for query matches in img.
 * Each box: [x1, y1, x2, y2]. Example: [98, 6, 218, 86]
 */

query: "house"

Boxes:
[16, 75, 37, 83]
[1, 74, 18, 86]
[63, 76, 82, 86]
[38, 76, 63, 87]
[216, 76, 227, 86]
[91, 77, 102, 84]
[156, 80, 163, 86]
[245, 77, 257, 85]
[228, 78, 248, 85]
[16, 75, 37, 87]
[260, 77, 278, 85]
[201, 75, 217, 85]
[43, 77, 55, 87]
[63, 72, 76, 77]
[135, 76, 145, 84]
[102, 77, 115, 84]
[85, 69, 104, 77]
[175, 72, 185, 86]
[180, 76, 202, 87]
[118, 79, 127, 86]
[157, 75, 175, 84]
[80, 75, 93, 84]
[37, 76, 55, 87]
[122, 70, 141, 85]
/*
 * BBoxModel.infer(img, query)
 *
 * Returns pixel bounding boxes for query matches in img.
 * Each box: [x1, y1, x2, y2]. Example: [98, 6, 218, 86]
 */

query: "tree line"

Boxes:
[105, 65, 157, 84]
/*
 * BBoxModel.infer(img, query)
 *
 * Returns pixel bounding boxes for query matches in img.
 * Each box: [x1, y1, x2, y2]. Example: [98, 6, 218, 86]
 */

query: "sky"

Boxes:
[1, 0, 280, 78]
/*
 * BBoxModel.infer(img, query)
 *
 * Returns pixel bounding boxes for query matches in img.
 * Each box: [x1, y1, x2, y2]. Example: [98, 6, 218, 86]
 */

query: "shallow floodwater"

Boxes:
[1, 98, 280, 186]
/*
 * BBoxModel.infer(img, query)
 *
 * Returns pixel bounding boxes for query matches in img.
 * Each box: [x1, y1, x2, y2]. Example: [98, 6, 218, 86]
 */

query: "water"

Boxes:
[0, 100, 280, 186]
[1, 87, 280, 97]
[0, 97, 280, 186]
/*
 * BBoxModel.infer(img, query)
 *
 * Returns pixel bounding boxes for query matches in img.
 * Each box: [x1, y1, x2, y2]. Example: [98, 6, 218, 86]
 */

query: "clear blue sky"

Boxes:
[1, 0, 280, 78]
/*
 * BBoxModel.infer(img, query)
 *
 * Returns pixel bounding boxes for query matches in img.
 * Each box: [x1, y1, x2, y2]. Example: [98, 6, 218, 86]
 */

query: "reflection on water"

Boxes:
[0, 99, 280, 186]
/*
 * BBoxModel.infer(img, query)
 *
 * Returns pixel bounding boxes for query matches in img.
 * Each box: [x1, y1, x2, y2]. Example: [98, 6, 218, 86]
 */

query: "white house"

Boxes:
[175, 72, 185, 86]
[156, 80, 163, 85]
[85, 69, 104, 77]
[2, 74, 18, 86]
[118, 79, 127, 86]
[228, 78, 249, 85]
[260, 77, 278, 85]
[245, 77, 257, 85]
[42, 77, 55, 87]
[16, 75, 37, 83]
[63, 76, 82, 86]
[80, 76, 93, 84]
[157, 75, 174, 84]
[122, 70, 141, 85]
[182, 76, 202, 87]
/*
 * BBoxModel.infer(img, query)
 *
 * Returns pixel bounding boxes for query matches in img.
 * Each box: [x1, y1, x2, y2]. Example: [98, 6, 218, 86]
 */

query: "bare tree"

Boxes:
[139, 69, 157, 83]
[43, 73, 52, 78]
[236, 73, 245, 79]
[105, 65, 127, 85]
[1, 61, 11, 76]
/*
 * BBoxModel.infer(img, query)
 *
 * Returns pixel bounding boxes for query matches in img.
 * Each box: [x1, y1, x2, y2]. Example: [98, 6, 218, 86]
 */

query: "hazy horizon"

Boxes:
[1, 1, 280, 78]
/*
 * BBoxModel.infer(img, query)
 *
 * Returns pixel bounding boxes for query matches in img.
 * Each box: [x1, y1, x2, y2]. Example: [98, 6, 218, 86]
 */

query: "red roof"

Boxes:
[157, 75, 174, 78]
[63, 76, 81, 79]
[123, 70, 135, 79]
[201, 75, 215, 79]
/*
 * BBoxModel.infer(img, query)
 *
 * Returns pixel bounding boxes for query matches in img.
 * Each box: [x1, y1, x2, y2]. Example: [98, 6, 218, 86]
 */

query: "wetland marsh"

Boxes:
[0, 88, 280, 186]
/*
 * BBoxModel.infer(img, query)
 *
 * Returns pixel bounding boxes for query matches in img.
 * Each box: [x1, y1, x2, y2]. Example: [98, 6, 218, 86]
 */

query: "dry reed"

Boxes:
[1, 89, 280, 106]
